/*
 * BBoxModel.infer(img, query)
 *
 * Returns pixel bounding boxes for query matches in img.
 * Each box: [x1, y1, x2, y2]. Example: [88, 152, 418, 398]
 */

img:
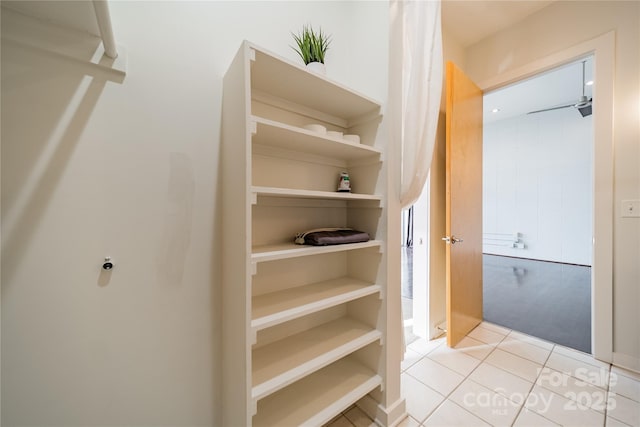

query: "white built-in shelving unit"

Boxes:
[222, 41, 389, 426]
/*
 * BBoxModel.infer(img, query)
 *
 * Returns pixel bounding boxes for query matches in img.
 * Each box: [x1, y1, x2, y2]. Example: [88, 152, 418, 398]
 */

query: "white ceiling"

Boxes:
[442, 0, 557, 47]
[484, 57, 594, 124]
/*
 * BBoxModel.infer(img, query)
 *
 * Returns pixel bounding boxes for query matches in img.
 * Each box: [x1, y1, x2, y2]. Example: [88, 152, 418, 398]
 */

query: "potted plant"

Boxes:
[292, 25, 331, 75]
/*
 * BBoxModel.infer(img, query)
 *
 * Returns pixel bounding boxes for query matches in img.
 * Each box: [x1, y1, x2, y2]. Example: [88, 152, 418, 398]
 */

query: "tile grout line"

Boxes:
[508, 342, 557, 426]
[407, 326, 630, 427]
[505, 329, 557, 352]
[456, 328, 558, 427]
[604, 361, 612, 425]
[410, 331, 502, 426]
[497, 333, 557, 365]
[425, 328, 511, 426]
[529, 346, 620, 426]
[403, 339, 449, 425]
[470, 330, 536, 427]
[605, 370, 640, 427]
[602, 372, 640, 426]
[425, 328, 504, 384]
[545, 352, 611, 391]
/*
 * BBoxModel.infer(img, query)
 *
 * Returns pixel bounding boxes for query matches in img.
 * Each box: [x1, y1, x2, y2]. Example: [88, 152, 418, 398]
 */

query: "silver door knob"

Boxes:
[442, 236, 463, 245]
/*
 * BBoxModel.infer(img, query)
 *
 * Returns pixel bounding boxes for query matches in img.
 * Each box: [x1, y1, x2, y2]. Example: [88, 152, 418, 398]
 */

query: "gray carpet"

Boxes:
[483, 254, 591, 353]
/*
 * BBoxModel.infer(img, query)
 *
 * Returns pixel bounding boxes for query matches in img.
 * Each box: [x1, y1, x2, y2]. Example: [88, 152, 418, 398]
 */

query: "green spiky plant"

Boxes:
[291, 25, 331, 65]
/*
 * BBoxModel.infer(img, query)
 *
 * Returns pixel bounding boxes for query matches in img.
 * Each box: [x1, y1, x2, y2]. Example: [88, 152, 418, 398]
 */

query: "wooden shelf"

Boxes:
[250, 44, 381, 123]
[252, 317, 380, 401]
[252, 277, 381, 332]
[252, 116, 381, 160]
[253, 357, 382, 427]
[252, 186, 381, 202]
[251, 240, 382, 263]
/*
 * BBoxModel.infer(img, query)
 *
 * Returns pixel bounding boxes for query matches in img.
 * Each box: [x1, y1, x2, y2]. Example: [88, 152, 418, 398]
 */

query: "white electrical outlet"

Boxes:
[622, 200, 640, 218]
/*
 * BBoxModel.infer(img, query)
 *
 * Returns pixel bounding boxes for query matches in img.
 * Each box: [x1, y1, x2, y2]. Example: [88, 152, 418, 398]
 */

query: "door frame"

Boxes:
[477, 31, 614, 362]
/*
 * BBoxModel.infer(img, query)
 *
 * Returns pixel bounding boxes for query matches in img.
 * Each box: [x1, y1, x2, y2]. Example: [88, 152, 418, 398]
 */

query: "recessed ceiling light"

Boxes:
[492, 108, 500, 113]
[586, 80, 594, 86]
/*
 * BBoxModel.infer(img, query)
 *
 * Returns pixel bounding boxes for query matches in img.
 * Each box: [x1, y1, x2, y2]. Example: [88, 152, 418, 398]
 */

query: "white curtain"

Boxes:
[390, 0, 443, 208]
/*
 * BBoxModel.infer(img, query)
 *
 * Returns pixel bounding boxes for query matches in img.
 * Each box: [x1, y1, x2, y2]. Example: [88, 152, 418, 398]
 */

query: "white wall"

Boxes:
[464, 1, 639, 370]
[0, 2, 389, 425]
[483, 109, 593, 265]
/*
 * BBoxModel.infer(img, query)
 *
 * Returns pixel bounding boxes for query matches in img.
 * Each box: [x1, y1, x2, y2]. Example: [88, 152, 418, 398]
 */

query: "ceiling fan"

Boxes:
[527, 60, 593, 117]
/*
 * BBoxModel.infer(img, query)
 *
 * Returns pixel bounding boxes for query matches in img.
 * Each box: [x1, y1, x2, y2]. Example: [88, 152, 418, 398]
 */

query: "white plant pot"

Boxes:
[306, 61, 326, 75]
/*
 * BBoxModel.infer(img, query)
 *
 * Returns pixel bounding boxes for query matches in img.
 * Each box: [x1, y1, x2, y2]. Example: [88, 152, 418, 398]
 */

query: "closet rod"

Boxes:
[92, 0, 117, 59]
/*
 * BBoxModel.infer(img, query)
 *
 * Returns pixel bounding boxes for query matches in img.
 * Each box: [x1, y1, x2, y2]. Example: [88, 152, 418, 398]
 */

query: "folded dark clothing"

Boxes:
[294, 228, 370, 246]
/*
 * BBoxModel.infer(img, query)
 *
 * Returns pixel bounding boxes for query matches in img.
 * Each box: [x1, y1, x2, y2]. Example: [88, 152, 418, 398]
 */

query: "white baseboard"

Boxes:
[357, 394, 407, 427]
[612, 351, 640, 374]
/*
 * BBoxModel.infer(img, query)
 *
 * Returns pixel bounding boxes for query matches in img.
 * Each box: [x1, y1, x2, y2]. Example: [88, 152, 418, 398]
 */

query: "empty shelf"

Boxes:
[252, 186, 382, 202]
[253, 357, 381, 427]
[252, 240, 382, 263]
[252, 317, 381, 402]
[252, 277, 381, 332]
[252, 116, 381, 160]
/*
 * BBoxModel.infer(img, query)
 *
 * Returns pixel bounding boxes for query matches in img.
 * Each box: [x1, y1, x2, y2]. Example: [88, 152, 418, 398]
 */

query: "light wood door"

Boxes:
[445, 61, 484, 347]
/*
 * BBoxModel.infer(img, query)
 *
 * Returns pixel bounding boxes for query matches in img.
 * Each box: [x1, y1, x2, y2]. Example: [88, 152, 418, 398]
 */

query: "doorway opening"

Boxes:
[401, 172, 431, 347]
[401, 207, 417, 346]
[395, 32, 613, 362]
[482, 57, 594, 353]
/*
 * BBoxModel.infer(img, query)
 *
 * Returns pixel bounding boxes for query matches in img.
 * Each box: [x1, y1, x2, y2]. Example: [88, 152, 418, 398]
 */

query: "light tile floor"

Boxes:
[326, 322, 640, 427]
